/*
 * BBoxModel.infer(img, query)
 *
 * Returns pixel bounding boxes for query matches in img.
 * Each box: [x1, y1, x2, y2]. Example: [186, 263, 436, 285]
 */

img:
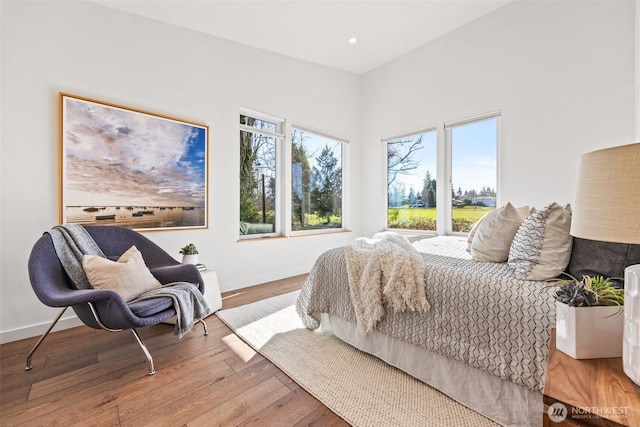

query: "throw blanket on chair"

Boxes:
[345, 232, 430, 335]
[46, 224, 105, 290]
[130, 283, 211, 338]
[45, 225, 209, 338]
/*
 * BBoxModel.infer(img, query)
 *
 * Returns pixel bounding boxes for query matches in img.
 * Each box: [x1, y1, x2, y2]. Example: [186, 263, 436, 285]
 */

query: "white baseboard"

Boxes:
[0, 315, 84, 345]
[218, 266, 310, 293]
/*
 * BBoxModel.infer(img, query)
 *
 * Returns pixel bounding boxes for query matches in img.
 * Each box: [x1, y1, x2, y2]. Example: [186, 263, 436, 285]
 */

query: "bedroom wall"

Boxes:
[360, 0, 636, 236]
[0, 1, 361, 342]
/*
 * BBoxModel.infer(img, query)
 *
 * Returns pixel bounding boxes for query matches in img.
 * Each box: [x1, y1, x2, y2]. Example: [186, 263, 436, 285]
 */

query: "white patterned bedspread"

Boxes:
[296, 236, 556, 392]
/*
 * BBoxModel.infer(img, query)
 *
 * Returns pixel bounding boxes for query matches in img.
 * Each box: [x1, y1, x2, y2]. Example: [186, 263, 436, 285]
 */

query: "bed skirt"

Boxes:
[321, 313, 542, 427]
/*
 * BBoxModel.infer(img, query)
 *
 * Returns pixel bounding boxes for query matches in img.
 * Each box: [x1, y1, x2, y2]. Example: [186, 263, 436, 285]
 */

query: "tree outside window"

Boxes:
[239, 114, 281, 235]
[386, 130, 437, 231]
[292, 128, 343, 231]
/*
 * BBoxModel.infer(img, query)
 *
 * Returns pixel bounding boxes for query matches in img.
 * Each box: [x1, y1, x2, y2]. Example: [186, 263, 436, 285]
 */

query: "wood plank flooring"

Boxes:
[0, 274, 349, 426]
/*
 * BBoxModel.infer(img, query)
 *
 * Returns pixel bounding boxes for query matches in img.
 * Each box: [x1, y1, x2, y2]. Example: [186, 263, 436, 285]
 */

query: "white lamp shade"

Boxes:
[570, 142, 640, 244]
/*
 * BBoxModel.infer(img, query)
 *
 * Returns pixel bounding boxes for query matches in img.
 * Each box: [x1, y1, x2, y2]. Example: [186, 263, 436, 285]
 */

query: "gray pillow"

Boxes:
[566, 237, 640, 282]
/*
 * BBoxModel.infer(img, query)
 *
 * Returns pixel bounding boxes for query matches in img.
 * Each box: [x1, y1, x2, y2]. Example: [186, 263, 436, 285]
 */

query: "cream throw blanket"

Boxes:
[345, 232, 430, 334]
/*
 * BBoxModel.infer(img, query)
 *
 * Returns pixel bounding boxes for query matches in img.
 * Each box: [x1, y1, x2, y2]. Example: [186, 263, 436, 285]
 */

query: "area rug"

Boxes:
[216, 291, 498, 427]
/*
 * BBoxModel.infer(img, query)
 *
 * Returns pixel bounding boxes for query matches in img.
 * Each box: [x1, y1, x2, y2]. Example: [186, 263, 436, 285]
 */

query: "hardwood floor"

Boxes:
[0, 274, 349, 426]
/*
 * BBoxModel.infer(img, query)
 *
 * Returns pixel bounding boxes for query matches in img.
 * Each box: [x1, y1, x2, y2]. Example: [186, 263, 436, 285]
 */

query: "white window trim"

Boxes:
[292, 123, 349, 144]
[381, 125, 437, 144]
[239, 107, 286, 136]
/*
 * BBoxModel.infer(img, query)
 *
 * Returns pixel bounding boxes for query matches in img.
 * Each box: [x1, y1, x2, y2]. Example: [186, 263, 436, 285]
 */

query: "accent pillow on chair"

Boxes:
[508, 202, 573, 281]
[83, 245, 162, 302]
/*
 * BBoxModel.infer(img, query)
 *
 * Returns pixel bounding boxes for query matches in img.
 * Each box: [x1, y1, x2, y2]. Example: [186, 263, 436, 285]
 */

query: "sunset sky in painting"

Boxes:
[63, 96, 206, 207]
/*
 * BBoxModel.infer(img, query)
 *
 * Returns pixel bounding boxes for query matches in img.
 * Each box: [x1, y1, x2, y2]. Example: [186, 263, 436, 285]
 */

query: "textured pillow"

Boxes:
[566, 237, 640, 281]
[508, 203, 573, 281]
[470, 203, 530, 262]
[82, 245, 162, 302]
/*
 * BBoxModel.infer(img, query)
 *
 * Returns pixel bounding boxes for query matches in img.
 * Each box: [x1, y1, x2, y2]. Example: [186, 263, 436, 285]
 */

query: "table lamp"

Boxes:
[570, 142, 640, 386]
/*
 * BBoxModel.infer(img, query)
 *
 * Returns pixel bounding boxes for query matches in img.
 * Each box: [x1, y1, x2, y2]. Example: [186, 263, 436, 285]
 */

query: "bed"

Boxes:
[296, 235, 557, 427]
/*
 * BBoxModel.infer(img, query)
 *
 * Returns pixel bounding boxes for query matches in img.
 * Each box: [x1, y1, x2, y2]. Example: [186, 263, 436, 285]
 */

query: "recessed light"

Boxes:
[348, 37, 357, 45]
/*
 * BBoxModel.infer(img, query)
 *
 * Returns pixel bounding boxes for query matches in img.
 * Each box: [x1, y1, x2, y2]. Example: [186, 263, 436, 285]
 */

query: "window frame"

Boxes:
[290, 123, 349, 237]
[239, 109, 349, 239]
[444, 112, 500, 236]
[383, 126, 438, 235]
[238, 108, 285, 240]
[383, 111, 500, 236]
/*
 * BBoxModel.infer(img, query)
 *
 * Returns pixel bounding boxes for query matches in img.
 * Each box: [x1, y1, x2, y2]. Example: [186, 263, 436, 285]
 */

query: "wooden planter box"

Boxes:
[555, 301, 624, 359]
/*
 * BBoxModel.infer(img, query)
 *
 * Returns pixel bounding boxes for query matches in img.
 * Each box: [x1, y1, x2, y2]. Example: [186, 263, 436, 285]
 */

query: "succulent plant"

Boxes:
[553, 275, 624, 307]
[179, 243, 199, 255]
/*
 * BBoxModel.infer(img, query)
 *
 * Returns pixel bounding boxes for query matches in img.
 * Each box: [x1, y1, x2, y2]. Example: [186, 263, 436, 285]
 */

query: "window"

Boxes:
[239, 111, 347, 238]
[385, 129, 437, 231]
[384, 112, 499, 235]
[447, 115, 498, 233]
[291, 127, 344, 232]
[239, 112, 284, 236]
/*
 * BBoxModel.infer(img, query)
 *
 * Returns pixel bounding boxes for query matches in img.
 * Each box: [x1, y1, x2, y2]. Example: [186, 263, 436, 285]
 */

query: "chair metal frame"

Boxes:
[25, 303, 208, 375]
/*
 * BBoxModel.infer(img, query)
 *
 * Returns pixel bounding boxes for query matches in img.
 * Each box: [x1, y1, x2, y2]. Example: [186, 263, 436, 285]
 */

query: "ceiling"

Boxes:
[94, 0, 513, 75]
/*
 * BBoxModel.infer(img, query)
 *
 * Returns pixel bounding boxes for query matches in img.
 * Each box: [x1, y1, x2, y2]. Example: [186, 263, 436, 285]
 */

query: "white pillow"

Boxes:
[508, 203, 573, 281]
[82, 245, 162, 302]
[466, 213, 488, 252]
[470, 203, 530, 262]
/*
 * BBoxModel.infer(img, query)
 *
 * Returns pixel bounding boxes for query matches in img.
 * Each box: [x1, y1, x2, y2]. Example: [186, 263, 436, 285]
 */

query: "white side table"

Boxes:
[200, 270, 222, 314]
[163, 270, 222, 324]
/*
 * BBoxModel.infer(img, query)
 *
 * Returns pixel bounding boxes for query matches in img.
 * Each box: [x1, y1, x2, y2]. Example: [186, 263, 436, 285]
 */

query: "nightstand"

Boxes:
[543, 329, 640, 426]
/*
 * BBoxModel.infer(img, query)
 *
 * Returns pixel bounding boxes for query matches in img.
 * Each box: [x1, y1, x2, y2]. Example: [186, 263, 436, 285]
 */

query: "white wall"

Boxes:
[0, 0, 361, 342]
[1, 0, 636, 343]
[360, 0, 636, 236]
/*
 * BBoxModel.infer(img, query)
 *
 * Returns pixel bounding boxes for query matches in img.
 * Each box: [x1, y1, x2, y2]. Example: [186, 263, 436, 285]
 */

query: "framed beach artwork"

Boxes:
[60, 93, 208, 231]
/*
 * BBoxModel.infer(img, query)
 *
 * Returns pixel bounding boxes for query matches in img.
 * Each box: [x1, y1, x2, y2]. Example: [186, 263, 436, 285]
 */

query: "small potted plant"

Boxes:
[552, 275, 624, 359]
[179, 243, 199, 265]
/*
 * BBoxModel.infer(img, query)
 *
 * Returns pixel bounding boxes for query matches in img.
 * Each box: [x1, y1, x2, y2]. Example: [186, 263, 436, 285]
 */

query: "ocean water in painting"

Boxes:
[66, 206, 205, 229]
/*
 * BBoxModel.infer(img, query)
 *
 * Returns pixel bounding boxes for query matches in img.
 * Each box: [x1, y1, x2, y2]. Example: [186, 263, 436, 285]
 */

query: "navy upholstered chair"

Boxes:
[26, 225, 208, 375]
